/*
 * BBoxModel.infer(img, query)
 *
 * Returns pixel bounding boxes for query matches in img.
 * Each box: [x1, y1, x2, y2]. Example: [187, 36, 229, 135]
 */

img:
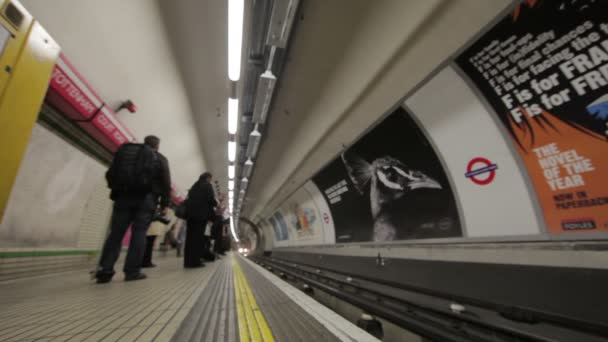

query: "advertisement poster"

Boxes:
[456, 0, 608, 233]
[268, 211, 289, 241]
[312, 108, 461, 243]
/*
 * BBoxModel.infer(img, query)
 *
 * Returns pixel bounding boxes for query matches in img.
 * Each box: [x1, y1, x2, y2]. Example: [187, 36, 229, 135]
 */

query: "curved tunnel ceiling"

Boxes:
[20, 0, 511, 216]
[242, 0, 511, 222]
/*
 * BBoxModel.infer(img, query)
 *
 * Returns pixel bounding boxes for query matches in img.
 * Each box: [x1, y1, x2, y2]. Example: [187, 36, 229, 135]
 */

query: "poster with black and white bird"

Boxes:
[313, 107, 462, 243]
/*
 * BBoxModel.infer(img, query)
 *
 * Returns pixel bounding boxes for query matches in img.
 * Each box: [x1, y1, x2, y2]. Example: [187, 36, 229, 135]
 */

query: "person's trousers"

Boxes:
[184, 219, 205, 267]
[142, 235, 157, 266]
[98, 194, 156, 275]
[211, 219, 223, 254]
[213, 234, 222, 254]
[202, 236, 214, 260]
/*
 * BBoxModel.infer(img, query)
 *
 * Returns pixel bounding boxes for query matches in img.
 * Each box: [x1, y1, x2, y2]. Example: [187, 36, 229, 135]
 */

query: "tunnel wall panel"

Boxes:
[454, 0, 608, 235]
[406, 66, 542, 238]
[265, 181, 335, 248]
[261, 0, 608, 249]
[76, 179, 112, 250]
[0, 124, 109, 249]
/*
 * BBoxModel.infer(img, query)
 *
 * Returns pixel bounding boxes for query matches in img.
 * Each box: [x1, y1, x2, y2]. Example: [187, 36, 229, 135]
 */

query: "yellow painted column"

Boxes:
[0, 0, 60, 221]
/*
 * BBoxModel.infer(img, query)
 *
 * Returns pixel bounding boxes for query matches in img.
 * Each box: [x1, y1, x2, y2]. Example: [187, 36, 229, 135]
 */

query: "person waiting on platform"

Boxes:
[183, 172, 217, 268]
[211, 203, 227, 256]
[95, 135, 171, 283]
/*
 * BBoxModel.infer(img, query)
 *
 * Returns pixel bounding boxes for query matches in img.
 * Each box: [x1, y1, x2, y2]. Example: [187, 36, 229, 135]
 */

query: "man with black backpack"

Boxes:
[95, 135, 171, 283]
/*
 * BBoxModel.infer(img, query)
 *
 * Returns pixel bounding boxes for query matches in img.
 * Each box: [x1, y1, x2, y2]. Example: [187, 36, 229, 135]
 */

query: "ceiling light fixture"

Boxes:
[240, 177, 249, 191]
[252, 70, 276, 124]
[228, 141, 236, 162]
[230, 217, 239, 242]
[228, 0, 244, 81]
[228, 164, 235, 179]
[228, 180, 235, 190]
[266, 0, 299, 48]
[246, 128, 261, 159]
[242, 159, 253, 178]
[228, 98, 238, 134]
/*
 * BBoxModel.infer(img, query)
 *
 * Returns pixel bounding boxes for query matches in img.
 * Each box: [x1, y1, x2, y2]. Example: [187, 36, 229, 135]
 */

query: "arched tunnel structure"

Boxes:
[0, 0, 607, 341]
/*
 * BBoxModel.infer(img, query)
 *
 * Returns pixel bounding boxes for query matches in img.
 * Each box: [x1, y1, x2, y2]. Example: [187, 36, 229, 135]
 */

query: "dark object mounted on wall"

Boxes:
[115, 100, 137, 114]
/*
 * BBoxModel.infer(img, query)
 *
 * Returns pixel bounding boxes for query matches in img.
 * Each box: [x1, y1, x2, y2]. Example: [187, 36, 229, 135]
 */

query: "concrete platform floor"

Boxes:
[0, 253, 219, 342]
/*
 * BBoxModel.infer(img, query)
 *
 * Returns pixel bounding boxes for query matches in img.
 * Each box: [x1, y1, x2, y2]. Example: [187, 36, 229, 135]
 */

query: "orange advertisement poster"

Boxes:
[509, 111, 608, 233]
[457, 0, 608, 234]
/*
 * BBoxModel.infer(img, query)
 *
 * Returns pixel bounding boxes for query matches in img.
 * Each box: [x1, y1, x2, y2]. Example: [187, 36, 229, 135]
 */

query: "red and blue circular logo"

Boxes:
[465, 157, 498, 185]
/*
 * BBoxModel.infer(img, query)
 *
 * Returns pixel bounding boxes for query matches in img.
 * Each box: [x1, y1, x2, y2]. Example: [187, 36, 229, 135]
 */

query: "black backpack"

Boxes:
[106, 143, 159, 193]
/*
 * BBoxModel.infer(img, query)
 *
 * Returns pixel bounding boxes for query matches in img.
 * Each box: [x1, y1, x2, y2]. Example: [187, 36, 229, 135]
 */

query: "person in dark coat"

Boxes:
[96, 135, 171, 283]
[184, 172, 217, 268]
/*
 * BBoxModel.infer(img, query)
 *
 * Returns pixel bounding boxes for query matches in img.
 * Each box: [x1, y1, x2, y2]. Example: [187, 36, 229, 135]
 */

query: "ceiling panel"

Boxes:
[159, 0, 255, 196]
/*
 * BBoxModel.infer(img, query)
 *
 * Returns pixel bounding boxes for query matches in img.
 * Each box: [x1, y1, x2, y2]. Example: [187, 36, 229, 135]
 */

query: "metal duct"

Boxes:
[266, 0, 300, 48]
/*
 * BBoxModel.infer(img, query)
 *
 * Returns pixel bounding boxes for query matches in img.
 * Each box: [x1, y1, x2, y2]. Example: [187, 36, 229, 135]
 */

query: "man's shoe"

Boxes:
[184, 263, 205, 269]
[142, 263, 156, 268]
[95, 271, 114, 284]
[124, 273, 147, 282]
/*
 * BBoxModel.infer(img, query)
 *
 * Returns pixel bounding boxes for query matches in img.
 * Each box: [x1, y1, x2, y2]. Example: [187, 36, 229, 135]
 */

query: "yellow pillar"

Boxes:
[0, 0, 60, 221]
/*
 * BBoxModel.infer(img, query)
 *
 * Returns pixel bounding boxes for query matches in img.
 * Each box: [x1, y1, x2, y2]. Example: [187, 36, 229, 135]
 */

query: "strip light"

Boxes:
[230, 216, 239, 242]
[228, 164, 235, 179]
[228, 0, 244, 81]
[228, 141, 236, 162]
[228, 98, 238, 134]
[228, 180, 235, 190]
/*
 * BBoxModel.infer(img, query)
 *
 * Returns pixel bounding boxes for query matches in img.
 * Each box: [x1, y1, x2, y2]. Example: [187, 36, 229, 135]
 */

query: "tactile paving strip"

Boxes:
[237, 257, 341, 342]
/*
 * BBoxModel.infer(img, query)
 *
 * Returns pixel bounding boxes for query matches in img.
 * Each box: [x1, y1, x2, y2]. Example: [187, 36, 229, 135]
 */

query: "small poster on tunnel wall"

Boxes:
[312, 108, 462, 243]
[456, 0, 608, 234]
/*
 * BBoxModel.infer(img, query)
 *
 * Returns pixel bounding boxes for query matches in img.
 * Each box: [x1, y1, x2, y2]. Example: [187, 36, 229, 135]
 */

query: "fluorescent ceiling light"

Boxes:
[229, 191, 234, 199]
[228, 180, 234, 190]
[228, 0, 244, 81]
[230, 217, 239, 242]
[228, 164, 235, 179]
[228, 98, 238, 134]
[228, 141, 236, 162]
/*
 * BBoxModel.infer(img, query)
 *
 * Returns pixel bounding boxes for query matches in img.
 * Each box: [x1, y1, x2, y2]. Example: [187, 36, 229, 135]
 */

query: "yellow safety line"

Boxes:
[232, 255, 275, 342]
[233, 257, 250, 341]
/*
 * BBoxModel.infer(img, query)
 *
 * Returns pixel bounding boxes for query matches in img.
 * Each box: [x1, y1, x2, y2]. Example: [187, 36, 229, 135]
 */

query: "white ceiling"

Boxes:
[20, 0, 209, 193]
[19, 0, 511, 221]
